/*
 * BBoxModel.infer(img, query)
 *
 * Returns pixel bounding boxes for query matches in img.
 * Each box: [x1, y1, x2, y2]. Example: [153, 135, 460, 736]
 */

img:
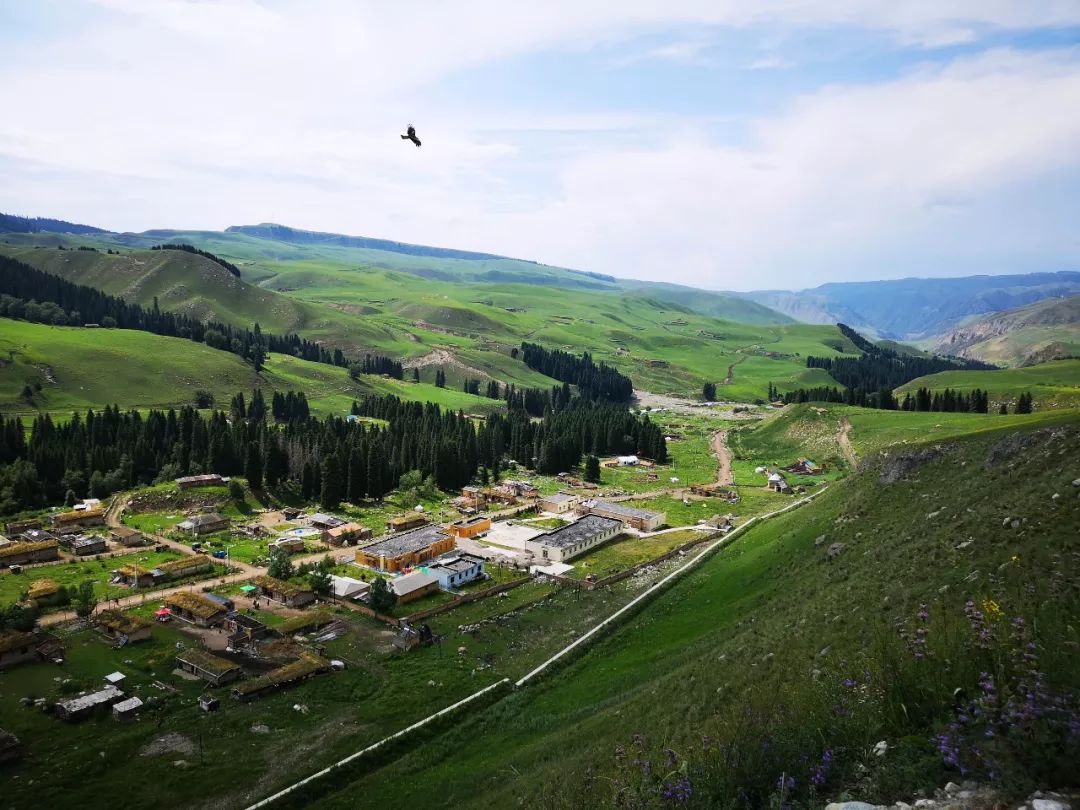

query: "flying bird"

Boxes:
[401, 125, 421, 147]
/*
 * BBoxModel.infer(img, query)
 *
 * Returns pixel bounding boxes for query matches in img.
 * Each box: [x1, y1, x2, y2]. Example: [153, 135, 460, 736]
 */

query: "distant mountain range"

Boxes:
[3, 213, 1077, 353]
[927, 294, 1080, 366]
[734, 272, 1080, 341]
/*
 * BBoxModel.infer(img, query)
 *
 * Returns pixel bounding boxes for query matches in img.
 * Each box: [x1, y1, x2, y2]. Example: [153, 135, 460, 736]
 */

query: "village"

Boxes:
[0, 427, 828, 782]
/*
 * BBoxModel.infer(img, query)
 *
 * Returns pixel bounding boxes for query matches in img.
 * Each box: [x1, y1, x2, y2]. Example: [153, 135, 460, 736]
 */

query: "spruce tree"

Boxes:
[244, 442, 263, 489]
[320, 453, 342, 509]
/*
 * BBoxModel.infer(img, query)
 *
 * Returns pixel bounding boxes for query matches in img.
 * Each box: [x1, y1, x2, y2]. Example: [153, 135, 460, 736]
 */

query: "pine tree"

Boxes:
[320, 452, 342, 509]
[366, 449, 383, 501]
[584, 454, 601, 483]
[300, 461, 316, 500]
[244, 442, 263, 489]
[347, 446, 366, 503]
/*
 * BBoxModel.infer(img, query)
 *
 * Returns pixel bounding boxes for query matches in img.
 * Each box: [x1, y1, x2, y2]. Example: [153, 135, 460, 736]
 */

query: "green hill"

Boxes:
[0, 235, 853, 400]
[0, 318, 494, 417]
[272, 412, 1080, 809]
[928, 294, 1080, 366]
[896, 358, 1080, 409]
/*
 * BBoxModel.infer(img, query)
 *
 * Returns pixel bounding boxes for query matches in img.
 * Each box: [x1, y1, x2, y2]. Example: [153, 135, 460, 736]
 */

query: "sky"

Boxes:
[1, 1, 1079, 291]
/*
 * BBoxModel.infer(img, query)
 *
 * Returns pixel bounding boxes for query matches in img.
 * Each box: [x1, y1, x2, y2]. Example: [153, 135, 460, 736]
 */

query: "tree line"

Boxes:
[807, 324, 994, 392]
[0, 255, 400, 378]
[151, 243, 241, 277]
[0, 386, 666, 515]
[776, 382, 1034, 414]
[519, 342, 633, 401]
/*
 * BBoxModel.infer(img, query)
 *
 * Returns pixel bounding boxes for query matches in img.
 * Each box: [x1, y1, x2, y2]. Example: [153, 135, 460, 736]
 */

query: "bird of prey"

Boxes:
[401, 125, 421, 147]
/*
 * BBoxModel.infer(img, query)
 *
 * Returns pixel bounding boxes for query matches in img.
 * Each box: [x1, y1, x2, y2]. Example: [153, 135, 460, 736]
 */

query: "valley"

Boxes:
[0, 218, 1076, 810]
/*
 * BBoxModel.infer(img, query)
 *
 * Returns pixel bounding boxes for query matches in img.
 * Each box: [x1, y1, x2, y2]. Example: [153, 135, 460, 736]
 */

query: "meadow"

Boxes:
[295, 414, 1080, 810]
[0, 237, 861, 401]
[0, 549, 187, 608]
[0, 319, 501, 418]
[896, 358, 1080, 409]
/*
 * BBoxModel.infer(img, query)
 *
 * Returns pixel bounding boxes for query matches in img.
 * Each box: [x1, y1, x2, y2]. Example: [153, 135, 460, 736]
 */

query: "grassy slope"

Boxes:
[896, 359, 1080, 409]
[0, 319, 495, 417]
[0, 244, 394, 352]
[924, 295, 1080, 366]
[0, 235, 856, 399]
[732, 402, 1077, 471]
[302, 413, 1080, 810]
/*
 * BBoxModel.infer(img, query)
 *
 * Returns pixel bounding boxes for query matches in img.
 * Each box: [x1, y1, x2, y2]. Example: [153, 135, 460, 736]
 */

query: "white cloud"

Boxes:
[744, 56, 794, 70]
[1, 3, 1079, 288]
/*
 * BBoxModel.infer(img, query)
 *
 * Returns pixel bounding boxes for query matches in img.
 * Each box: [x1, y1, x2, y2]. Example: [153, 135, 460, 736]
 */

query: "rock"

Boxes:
[250, 724, 270, 735]
[1011, 519, 1021, 529]
[173, 759, 189, 769]
[873, 740, 888, 757]
[914, 801, 936, 808]
[944, 782, 961, 794]
[1051, 493, 1060, 500]
[894, 804, 912, 810]
[1032, 800, 1071, 810]
[1002, 516, 1012, 527]
[1072, 478, 1080, 487]
[955, 540, 973, 550]
[880, 446, 946, 485]
[825, 803, 880, 810]
[927, 510, 942, 520]
[814, 534, 827, 547]
[827, 542, 845, 558]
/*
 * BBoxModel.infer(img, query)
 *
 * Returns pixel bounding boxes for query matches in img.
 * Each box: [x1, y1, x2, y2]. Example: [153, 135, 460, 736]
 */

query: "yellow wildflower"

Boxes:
[982, 598, 1004, 621]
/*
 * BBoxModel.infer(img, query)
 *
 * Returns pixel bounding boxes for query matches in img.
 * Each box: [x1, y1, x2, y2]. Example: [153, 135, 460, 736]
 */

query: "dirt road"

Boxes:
[836, 418, 857, 467]
[710, 430, 734, 486]
[720, 356, 747, 386]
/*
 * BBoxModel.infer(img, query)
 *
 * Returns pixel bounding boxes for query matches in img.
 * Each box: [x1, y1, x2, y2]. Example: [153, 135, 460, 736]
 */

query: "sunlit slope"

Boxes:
[298, 416, 1080, 810]
[0, 234, 854, 398]
[0, 319, 496, 416]
[896, 359, 1080, 409]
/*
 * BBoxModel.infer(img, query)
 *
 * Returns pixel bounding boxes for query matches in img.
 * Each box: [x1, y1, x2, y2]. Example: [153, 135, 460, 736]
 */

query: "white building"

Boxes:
[539, 493, 578, 514]
[427, 554, 485, 590]
[524, 515, 622, 563]
[329, 575, 371, 601]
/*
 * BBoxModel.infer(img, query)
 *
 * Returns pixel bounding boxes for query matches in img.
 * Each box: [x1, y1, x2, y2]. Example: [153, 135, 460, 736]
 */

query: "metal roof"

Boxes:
[361, 525, 449, 559]
[533, 515, 621, 550]
[584, 500, 661, 521]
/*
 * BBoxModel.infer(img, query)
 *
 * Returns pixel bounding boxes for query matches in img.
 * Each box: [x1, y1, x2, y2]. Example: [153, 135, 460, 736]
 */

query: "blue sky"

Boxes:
[1, 1, 1079, 290]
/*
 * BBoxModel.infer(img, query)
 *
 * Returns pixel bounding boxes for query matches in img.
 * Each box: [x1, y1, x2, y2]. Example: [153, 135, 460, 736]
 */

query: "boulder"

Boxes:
[1032, 800, 1071, 810]
[825, 803, 882, 810]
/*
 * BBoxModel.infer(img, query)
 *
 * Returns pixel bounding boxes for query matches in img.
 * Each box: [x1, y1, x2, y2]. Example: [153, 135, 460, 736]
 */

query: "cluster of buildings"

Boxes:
[451, 480, 539, 513]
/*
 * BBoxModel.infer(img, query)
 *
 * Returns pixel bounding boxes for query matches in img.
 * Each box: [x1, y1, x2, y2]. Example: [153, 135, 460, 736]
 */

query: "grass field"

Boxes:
[0, 549, 186, 608]
[565, 529, 707, 579]
[896, 358, 1080, 409]
[1, 236, 861, 401]
[296, 414, 1080, 810]
[0, 319, 501, 417]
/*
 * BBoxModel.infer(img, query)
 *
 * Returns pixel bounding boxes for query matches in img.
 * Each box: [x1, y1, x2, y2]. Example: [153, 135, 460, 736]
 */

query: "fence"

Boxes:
[402, 576, 531, 623]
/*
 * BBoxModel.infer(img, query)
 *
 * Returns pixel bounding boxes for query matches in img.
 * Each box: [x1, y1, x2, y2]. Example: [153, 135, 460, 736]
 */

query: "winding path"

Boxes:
[836, 418, 857, 468]
[710, 430, 734, 486]
[720, 356, 747, 385]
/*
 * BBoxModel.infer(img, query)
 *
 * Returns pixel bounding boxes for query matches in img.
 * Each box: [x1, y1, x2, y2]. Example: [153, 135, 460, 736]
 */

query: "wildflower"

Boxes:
[660, 776, 693, 804]
[776, 774, 795, 792]
[1011, 555, 1020, 564]
[981, 599, 1004, 621]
